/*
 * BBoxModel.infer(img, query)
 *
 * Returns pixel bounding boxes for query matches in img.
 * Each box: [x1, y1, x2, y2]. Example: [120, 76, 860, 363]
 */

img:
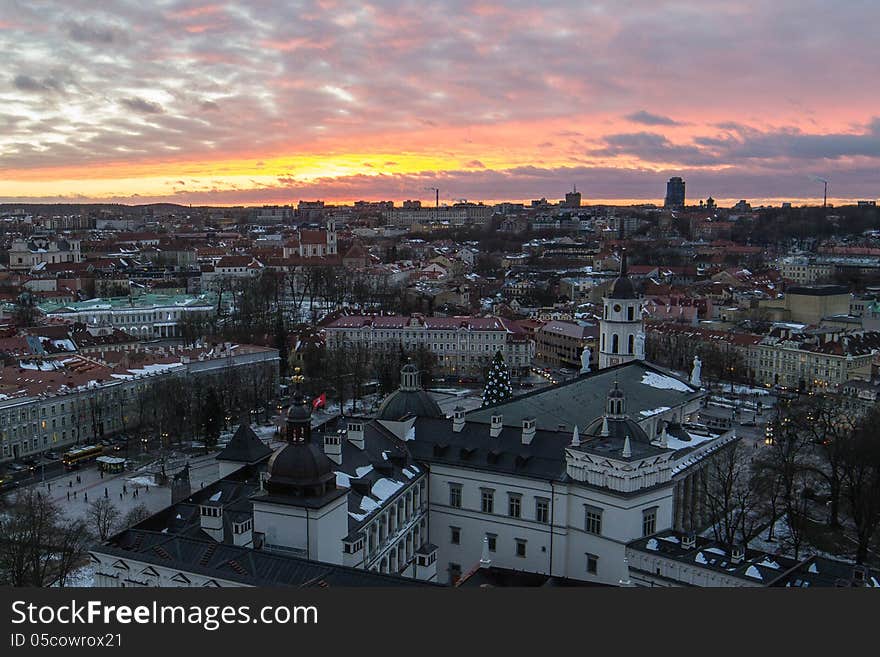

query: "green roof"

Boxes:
[38, 293, 217, 314]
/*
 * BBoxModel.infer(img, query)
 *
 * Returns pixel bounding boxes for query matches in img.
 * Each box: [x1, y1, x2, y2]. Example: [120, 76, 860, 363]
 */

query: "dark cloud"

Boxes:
[120, 97, 165, 114]
[67, 21, 119, 44]
[466, 160, 485, 168]
[12, 74, 63, 93]
[592, 131, 716, 165]
[625, 110, 680, 126]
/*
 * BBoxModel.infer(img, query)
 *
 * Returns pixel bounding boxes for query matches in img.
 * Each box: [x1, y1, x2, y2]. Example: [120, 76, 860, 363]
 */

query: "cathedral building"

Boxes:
[90, 262, 737, 587]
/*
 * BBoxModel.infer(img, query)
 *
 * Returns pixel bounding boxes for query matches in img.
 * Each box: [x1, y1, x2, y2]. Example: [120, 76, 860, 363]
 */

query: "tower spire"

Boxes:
[622, 435, 632, 458]
[571, 424, 581, 447]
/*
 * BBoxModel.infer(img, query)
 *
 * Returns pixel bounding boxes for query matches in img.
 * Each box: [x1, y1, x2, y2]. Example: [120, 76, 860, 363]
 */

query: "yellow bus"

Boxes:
[62, 445, 104, 470]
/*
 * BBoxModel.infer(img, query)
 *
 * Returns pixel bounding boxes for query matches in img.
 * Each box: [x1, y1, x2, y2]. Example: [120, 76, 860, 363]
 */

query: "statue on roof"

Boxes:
[580, 345, 591, 374]
[690, 355, 702, 387]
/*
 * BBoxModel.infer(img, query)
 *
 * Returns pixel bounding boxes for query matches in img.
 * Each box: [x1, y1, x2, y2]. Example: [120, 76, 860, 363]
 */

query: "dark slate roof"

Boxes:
[96, 530, 437, 587]
[315, 416, 426, 537]
[215, 423, 273, 464]
[376, 389, 443, 420]
[466, 360, 702, 432]
[627, 530, 801, 585]
[771, 557, 880, 588]
[409, 416, 571, 481]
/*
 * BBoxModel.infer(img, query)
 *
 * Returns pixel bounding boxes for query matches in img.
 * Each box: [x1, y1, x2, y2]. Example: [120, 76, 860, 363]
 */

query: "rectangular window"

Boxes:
[481, 488, 494, 514]
[585, 505, 603, 535]
[486, 533, 497, 552]
[449, 483, 462, 508]
[508, 493, 522, 518]
[450, 526, 461, 545]
[586, 553, 598, 575]
[515, 539, 527, 558]
[642, 507, 657, 537]
[535, 498, 550, 524]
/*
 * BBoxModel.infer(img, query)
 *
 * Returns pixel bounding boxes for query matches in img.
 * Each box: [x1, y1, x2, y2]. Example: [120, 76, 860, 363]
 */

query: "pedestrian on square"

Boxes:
[67, 491, 70, 501]
[84, 492, 88, 503]
[74, 490, 77, 499]
[105, 487, 108, 498]
[123, 484, 127, 494]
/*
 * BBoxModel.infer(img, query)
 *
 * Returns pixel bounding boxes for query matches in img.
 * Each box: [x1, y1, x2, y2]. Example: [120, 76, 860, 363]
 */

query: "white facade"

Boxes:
[599, 294, 644, 370]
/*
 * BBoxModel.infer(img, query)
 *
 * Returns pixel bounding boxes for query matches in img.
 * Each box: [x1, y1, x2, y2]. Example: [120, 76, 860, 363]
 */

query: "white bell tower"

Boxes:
[599, 251, 644, 370]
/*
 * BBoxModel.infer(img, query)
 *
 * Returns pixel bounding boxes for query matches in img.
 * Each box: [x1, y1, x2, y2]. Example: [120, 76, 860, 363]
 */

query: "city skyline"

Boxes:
[1, 1, 879, 206]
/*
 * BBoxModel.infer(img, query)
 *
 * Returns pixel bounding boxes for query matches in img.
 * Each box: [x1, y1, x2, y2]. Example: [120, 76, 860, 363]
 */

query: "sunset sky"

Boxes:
[1, 0, 878, 207]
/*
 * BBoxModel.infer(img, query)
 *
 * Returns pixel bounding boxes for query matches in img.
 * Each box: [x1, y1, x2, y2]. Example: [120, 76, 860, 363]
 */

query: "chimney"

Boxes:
[346, 420, 365, 449]
[324, 429, 343, 465]
[682, 533, 696, 550]
[731, 545, 745, 565]
[452, 407, 466, 433]
[199, 503, 223, 542]
[490, 414, 503, 438]
[521, 417, 536, 445]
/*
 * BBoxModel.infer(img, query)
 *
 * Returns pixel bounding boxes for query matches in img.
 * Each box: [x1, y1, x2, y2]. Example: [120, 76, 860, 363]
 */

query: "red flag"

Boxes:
[312, 392, 326, 409]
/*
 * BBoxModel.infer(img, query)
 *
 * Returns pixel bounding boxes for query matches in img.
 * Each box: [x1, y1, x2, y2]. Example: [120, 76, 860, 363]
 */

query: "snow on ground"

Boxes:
[128, 476, 158, 487]
[640, 406, 671, 417]
[55, 563, 95, 588]
[640, 372, 694, 393]
[730, 384, 771, 396]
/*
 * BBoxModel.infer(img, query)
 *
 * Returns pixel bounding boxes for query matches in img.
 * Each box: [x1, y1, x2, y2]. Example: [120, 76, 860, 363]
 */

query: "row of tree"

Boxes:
[0, 489, 150, 586]
[703, 395, 880, 564]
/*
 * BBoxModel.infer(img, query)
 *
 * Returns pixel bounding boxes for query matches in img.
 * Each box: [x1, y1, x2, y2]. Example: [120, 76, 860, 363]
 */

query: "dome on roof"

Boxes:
[265, 442, 336, 497]
[582, 415, 650, 444]
[376, 389, 443, 421]
[608, 249, 639, 300]
[376, 364, 444, 421]
[609, 275, 638, 299]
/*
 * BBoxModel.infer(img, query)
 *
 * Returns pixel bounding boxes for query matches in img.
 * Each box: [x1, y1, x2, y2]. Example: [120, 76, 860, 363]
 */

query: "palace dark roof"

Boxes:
[466, 360, 702, 432]
[97, 530, 436, 587]
[216, 423, 273, 464]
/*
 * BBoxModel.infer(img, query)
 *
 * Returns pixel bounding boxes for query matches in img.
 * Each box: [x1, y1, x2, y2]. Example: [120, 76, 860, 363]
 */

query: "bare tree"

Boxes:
[88, 497, 121, 541]
[0, 489, 92, 587]
[841, 406, 880, 564]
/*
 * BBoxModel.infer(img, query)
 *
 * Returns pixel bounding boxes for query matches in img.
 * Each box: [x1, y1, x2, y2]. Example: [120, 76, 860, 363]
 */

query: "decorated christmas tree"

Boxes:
[482, 350, 513, 407]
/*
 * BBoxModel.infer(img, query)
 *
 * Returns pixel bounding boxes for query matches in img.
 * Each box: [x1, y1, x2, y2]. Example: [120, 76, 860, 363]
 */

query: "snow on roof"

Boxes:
[757, 558, 780, 570]
[745, 565, 763, 580]
[646, 538, 659, 551]
[639, 406, 671, 417]
[640, 371, 694, 393]
[695, 551, 708, 565]
[209, 491, 222, 502]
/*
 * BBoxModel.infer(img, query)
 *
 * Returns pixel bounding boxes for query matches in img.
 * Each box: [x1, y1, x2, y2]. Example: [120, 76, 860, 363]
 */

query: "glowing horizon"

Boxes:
[1, 1, 878, 207]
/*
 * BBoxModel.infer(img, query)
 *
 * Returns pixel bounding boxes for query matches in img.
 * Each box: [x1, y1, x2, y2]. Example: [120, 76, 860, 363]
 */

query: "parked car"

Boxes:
[43, 451, 60, 460]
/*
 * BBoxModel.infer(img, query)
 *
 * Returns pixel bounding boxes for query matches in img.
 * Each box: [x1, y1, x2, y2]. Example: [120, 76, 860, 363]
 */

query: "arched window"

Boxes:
[628, 334, 634, 354]
[612, 334, 619, 354]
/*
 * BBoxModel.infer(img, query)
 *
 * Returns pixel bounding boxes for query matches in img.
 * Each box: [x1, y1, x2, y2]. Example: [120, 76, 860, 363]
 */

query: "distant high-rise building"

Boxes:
[664, 177, 686, 209]
[564, 186, 582, 208]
